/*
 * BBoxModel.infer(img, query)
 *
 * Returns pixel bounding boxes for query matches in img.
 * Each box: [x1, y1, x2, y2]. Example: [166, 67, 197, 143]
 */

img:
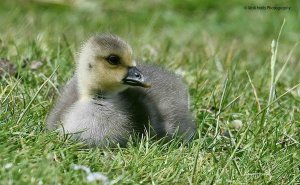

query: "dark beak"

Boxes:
[122, 67, 151, 88]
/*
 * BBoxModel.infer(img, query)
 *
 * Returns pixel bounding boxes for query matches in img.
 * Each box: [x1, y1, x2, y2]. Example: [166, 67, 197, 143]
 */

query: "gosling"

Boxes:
[47, 34, 196, 147]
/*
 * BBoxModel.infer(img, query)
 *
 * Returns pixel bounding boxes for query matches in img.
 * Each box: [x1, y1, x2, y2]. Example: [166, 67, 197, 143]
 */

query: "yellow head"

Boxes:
[76, 34, 149, 98]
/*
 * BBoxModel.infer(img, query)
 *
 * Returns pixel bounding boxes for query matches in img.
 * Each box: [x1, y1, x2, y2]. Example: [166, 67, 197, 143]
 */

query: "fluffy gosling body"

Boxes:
[47, 34, 196, 147]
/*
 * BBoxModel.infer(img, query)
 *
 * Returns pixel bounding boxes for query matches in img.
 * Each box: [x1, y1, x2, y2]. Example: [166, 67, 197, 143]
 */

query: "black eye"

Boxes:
[106, 55, 121, 65]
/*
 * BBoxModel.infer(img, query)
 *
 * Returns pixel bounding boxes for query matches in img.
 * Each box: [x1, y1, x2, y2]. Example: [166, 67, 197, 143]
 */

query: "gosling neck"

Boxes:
[77, 78, 124, 101]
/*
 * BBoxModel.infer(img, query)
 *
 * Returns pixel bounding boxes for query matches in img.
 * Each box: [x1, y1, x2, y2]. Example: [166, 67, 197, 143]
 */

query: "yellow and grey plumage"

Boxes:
[47, 34, 196, 147]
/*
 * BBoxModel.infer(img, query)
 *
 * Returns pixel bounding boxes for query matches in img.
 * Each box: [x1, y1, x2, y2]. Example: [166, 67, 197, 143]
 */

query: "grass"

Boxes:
[0, 0, 300, 184]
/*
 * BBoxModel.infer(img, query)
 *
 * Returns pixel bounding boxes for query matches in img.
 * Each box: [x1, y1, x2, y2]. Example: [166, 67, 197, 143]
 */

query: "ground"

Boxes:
[0, 0, 299, 184]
